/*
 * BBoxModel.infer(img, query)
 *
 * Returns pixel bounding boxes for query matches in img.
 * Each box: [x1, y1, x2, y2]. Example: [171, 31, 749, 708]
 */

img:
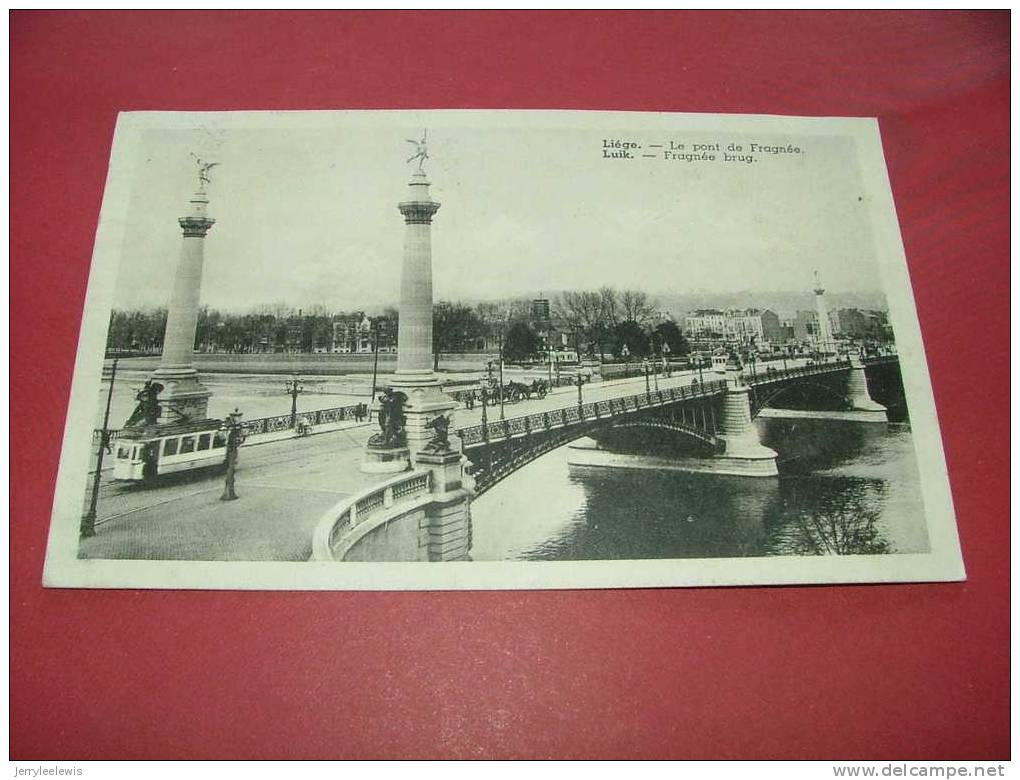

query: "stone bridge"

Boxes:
[456, 354, 897, 494]
[311, 354, 897, 562]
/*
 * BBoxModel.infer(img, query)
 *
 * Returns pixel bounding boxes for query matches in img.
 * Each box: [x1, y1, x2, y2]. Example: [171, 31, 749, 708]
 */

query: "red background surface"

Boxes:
[10, 11, 1010, 760]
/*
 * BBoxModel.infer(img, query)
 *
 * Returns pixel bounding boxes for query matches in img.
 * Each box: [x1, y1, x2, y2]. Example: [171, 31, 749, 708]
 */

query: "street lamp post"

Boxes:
[498, 322, 505, 421]
[369, 319, 381, 420]
[81, 357, 119, 539]
[480, 386, 491, 472]
[220, 408, 246, 502]
[575, 372, 584, 410]
[284, 373, 304, 429]
[643, 359, 651, 394]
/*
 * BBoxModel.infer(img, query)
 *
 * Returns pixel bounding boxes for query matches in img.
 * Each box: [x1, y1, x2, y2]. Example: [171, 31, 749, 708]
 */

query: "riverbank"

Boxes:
[112, 352, 500, 376]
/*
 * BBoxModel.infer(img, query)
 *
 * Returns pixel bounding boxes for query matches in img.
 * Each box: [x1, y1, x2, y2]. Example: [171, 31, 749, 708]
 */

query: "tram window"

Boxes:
[212, 432, 227, 449]
[197, 434, 211, 451]
[117, 446, 131, 459]
[163, 438, 179, 456]
[180, 436, 196, 454]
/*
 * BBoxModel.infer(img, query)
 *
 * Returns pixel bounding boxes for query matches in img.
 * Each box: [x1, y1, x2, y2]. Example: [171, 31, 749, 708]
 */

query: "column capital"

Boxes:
[179, 216, 215, 237]
[398, 200, 441, 225]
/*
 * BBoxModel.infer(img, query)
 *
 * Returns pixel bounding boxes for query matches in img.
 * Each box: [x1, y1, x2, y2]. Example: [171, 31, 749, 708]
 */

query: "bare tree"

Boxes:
[555, 290, 613, 359]
[598, 287, 620, 328]
[619, 289, 656, 325]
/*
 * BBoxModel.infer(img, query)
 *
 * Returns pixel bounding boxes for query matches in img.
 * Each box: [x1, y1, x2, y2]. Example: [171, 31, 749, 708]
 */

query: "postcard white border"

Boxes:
[41, 109, 965, 590]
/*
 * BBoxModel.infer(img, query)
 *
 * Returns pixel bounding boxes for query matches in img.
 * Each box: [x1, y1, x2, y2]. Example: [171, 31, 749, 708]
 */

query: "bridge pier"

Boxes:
[845, 354, 888, 421]
[567, 371, 776, 478]
[713, 379, 779, 477]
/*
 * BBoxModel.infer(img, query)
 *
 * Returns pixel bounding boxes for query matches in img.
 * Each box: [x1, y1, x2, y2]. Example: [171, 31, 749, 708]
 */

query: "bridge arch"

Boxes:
[604, 418, 722, 451]
[465, 408, 724, 497]
[750, 379, 850, 419]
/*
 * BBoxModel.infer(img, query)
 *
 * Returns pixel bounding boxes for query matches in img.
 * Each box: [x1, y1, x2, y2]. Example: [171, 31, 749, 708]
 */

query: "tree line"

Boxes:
[106, 305, 398, 355]
[430, 288, 689, 365]
[106, 288, 690, 363]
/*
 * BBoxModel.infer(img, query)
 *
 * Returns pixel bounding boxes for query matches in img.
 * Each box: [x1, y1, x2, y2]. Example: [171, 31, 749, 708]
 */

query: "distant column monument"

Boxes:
[151, 157, 217, 422]
[813, 270, 834, 354]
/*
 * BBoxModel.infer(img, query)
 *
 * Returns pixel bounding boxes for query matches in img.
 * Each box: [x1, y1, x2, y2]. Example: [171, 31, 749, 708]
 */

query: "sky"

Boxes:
[109, 114, 885, 312]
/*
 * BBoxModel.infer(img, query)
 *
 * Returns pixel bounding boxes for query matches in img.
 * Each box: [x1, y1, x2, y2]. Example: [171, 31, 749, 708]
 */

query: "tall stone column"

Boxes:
[389, 169, 458, 459]
[813, 270, 834, 354]
[151, 184, 215, 422]
[376, 152, 471, 560]
[394, 170, 440, 381]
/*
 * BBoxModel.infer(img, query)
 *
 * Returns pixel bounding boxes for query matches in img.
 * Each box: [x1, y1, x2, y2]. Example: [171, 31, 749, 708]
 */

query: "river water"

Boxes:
[470, 416, 930, 560]
[93, 371, 373, 429]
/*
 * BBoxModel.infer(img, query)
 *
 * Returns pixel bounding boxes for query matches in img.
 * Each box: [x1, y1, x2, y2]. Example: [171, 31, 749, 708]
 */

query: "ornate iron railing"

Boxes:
[745, 359, 851, 388]
[93, 401, 368, 445]
[455, 379, 728, 448]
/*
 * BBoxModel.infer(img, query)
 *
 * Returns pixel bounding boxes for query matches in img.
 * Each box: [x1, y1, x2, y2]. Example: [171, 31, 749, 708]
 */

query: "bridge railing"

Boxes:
[746, 359, 852, 386]
[863, 354, 899, 366]
[455, 378, 727, 447]
[310, 469, 433, 562]
[92, 401, 368, 446]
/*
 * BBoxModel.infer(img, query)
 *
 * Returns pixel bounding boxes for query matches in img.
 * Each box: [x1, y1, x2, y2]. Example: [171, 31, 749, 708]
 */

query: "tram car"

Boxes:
[112, 417, 228, 482]
[711, 348, 730, 374]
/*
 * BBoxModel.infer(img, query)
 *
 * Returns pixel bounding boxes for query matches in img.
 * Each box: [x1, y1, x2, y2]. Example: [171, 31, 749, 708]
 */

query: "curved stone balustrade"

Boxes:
[311, 469, 433, 562]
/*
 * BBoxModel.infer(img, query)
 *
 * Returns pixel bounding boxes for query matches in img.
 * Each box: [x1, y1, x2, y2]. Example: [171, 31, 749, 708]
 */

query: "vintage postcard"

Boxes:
[42, 109, 964, 589]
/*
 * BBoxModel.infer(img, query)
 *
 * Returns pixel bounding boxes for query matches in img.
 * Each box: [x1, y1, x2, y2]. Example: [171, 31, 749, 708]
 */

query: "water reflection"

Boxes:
[764, 478, 891, 556]
[471, 416, 929, 561]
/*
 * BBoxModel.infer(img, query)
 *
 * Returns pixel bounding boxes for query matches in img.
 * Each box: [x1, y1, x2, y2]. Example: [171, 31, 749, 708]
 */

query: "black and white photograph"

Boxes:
[43, 109, 964, 589]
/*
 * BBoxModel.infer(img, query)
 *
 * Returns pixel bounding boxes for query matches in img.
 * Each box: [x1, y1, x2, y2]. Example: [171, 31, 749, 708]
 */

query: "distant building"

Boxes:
[531, 297, 551, 326]
[726, 308, 784, 348]
[372, 314, 398, 353]
[683, 309, 728, 338]
[683, 308, 783, 348]
[829, 308, 890, 341]
[331, 312, 373, 354]
[793, 310, 818, 342]
[283, 311, 305, 353]
[651, 309, 674, 324]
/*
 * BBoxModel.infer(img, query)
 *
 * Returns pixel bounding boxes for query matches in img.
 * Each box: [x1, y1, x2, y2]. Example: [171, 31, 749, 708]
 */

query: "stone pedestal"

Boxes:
[151, 375, 212, 423]
[151, 186, 215, 423]
[396, 385, 459, 467]
[417, 449, 471, 561]
[360, 444, 411, 474]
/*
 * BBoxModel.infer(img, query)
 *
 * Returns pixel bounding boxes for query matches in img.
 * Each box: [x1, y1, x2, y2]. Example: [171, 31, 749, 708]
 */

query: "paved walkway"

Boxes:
[79, 486, 343, 561]
[80, 425, 379, 561]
